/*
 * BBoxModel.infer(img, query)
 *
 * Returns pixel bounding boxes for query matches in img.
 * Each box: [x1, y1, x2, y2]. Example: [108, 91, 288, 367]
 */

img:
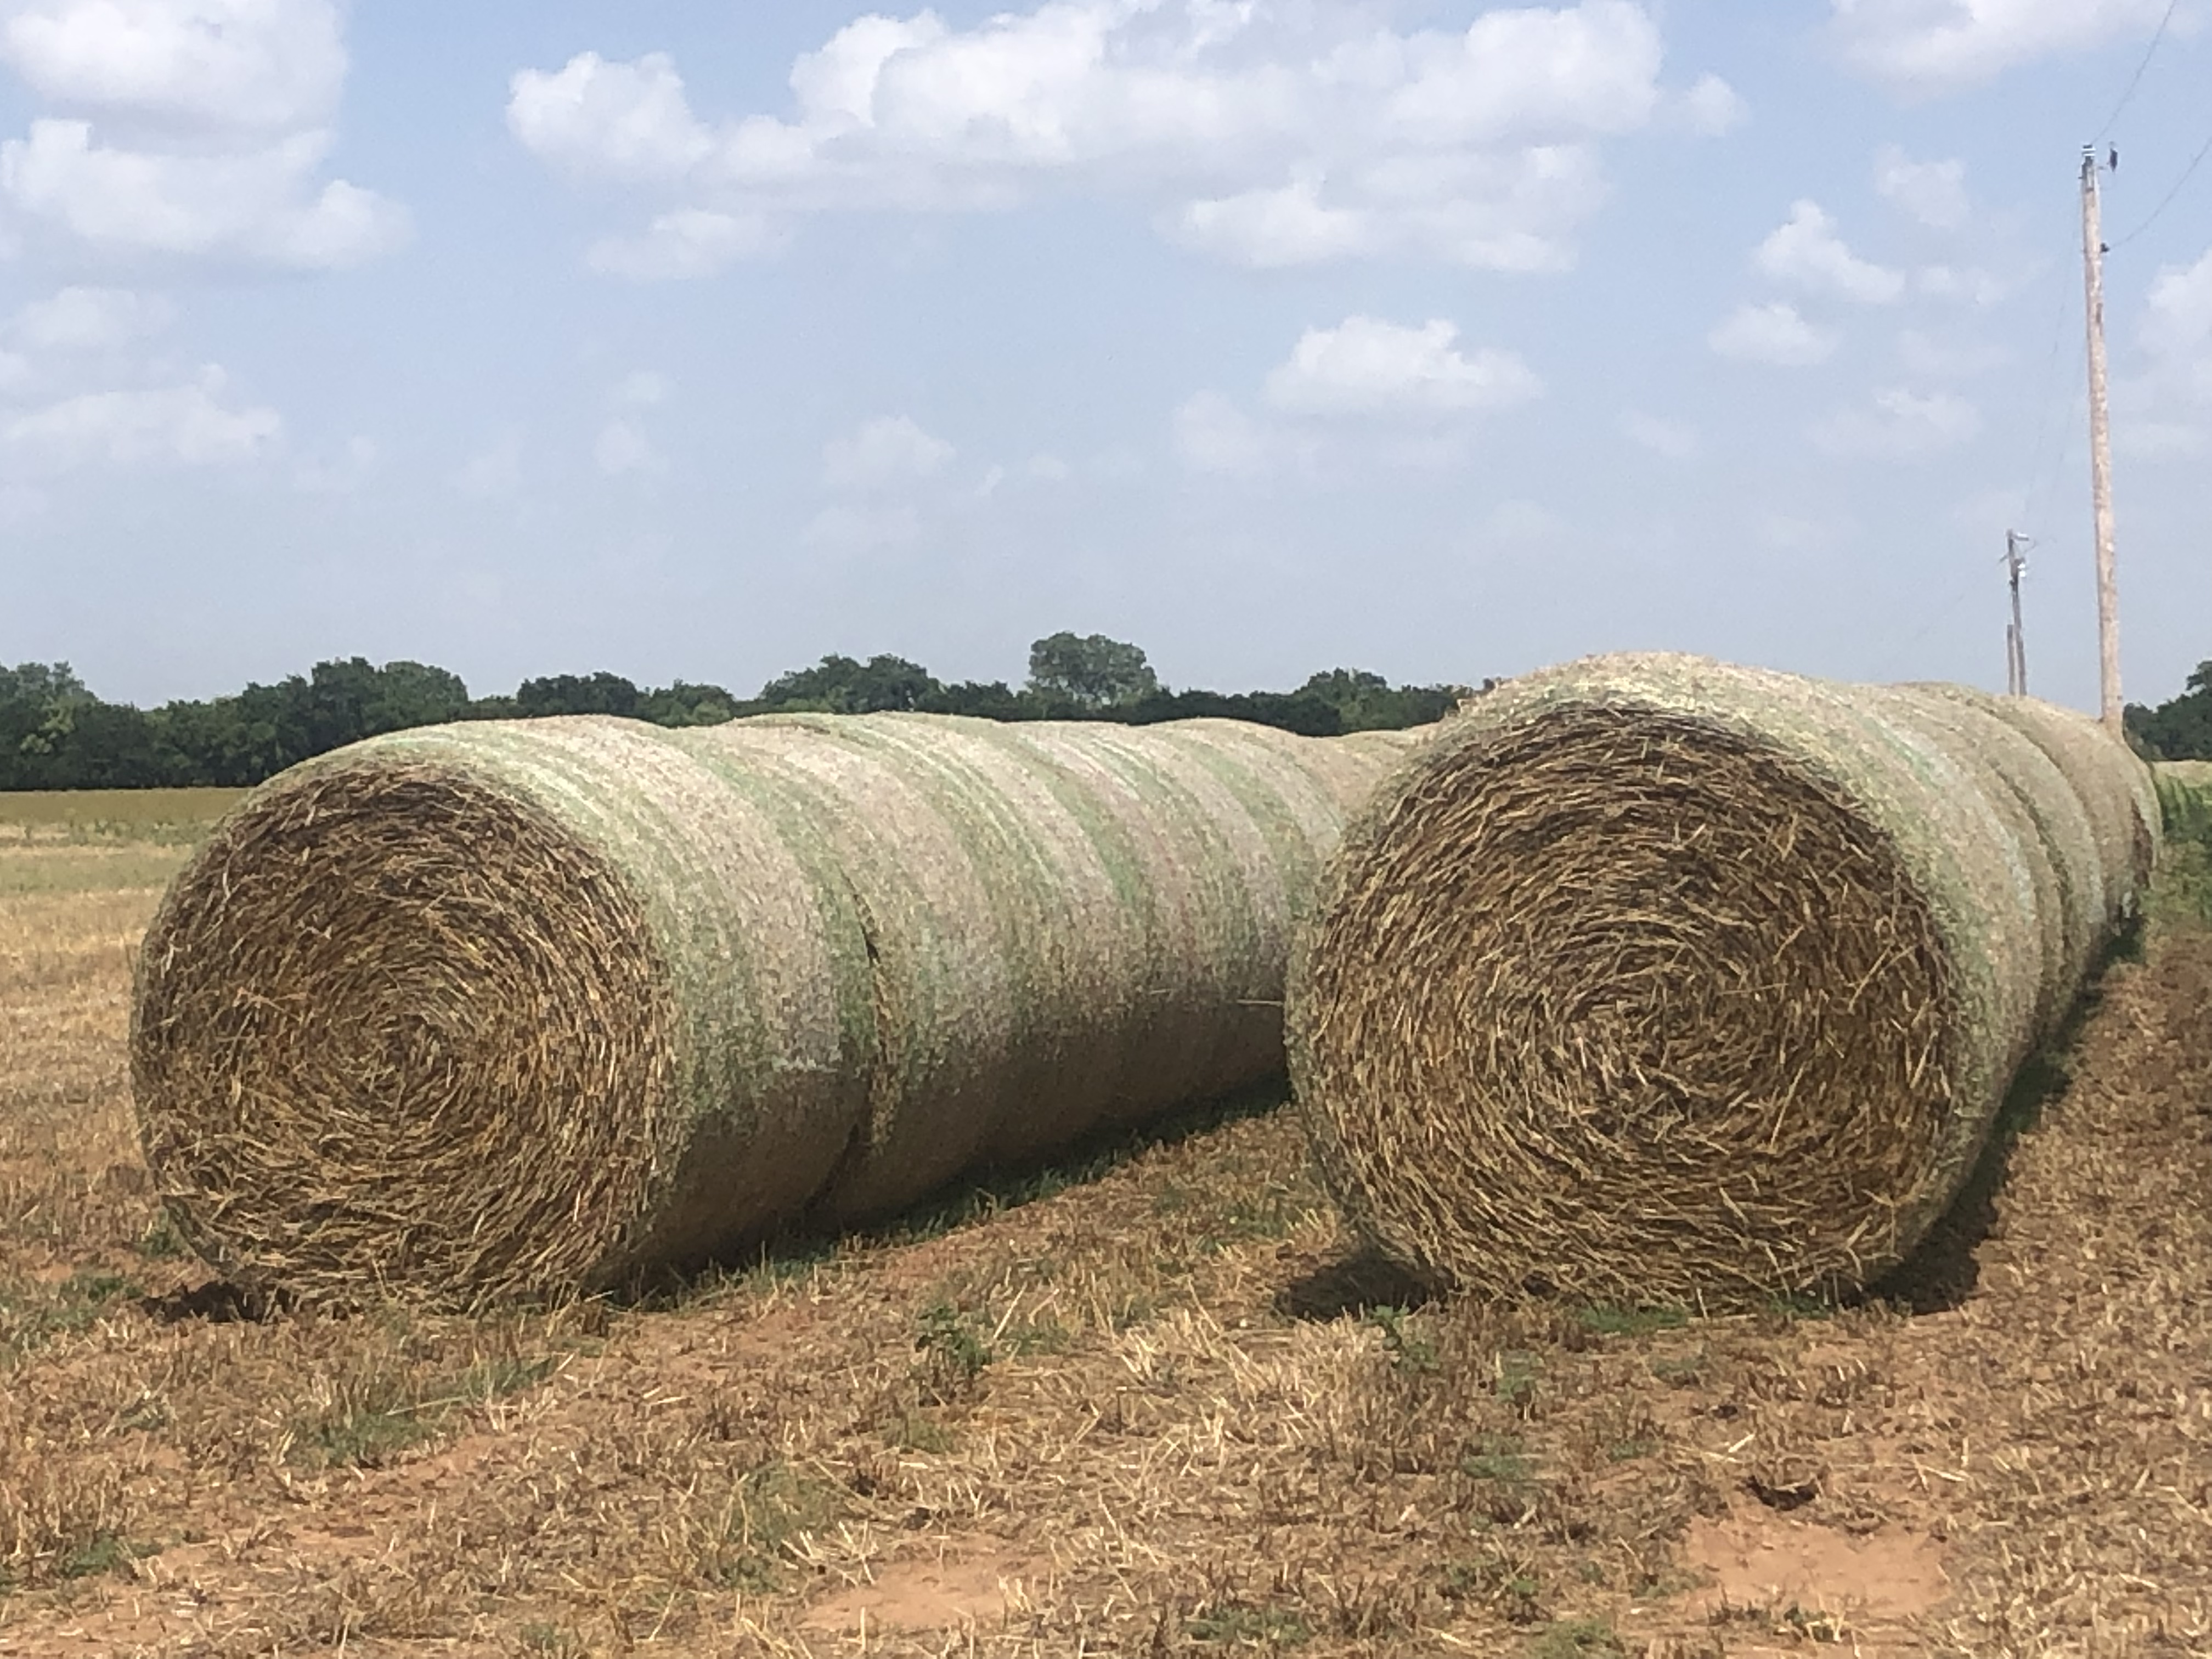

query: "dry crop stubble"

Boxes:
[1290, 653, 2156, 1307]
[3, 812, 2212, 1652]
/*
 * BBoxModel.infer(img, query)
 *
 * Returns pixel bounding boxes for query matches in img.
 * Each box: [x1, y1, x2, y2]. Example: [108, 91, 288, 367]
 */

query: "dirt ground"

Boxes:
[1, 823, 2208, 1657]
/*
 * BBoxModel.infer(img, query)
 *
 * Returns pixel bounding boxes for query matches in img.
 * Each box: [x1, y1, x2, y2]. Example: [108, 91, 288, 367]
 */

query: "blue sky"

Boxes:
[0, 1, 2207, 712]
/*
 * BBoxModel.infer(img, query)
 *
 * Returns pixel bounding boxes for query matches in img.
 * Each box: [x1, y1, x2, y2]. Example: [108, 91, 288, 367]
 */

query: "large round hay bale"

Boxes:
[133, 712, 1411, 1304]
[1888, 686, 2103, 1039]
[1975, 696, 2158, 913]
[1287, 653, 2151, 1306]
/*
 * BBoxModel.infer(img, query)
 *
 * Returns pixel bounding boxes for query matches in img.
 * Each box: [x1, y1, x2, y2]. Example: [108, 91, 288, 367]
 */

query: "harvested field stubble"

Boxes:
[6, 820, 2212, 1653]
[1289, 653, 2157, 1306]
[130, 714, 1415, 1306]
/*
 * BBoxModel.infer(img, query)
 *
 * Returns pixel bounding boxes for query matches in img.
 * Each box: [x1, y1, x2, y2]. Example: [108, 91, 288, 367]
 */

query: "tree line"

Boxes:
[0, 633, 1470, 791]
[2126, 663, 2212, 762]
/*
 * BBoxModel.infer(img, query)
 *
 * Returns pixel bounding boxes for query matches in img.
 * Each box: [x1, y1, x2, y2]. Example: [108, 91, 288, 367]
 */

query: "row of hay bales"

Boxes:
[1288, 653, 2159, 1307]
[129, 653, 2159, 1313]
[130, 713, 1415, 1306]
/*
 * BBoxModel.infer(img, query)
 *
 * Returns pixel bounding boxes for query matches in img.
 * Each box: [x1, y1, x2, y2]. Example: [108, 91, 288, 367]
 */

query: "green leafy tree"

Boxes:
[756, 654, 941, 713]
[514, 672, 643, 719]
[1024, 632, 1159, 709]
[2126, 661, 2212, 760]
[639, 680, 740, 726]
[919, 679, 1027, 720]
[1297, 668, 1462, 731]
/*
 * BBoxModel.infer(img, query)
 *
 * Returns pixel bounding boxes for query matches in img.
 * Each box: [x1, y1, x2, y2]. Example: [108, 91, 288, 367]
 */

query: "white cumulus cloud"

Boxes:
[1263, 316, 1542, 417]
[1874, 145, 1969, 229]
[0, 120, 405, 267]
[1707, 301, 1838, 366]
[510, 1, 1731, 274]
[1755, 200, 1905, 303]
[1830, 0, 2174, 91]
[1620, 409, 1699, 458]
[1172, 390, 1270, 475]
[594, 418, 664, 477]
[0, 0, 345, 129]
[8, 285, 172, 351]
[506, 52, 716, 182]
[2124, 245, 2212, 454]
[1674, 72, 1748, 136]
[0, 1, 403, 270]
[1812, 386, 1982, 458]
[2143, 247, 2212, 399]
[821, 414, 954, 491]
[2, 364, 279, 467]
[586, 208, 784, 280]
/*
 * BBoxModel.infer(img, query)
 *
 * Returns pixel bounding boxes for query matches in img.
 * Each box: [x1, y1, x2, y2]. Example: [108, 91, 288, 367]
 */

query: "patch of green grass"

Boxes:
[1002, 1316, 1073, 1356]
[1577, 1304, 1687, 1338]
[134, 1211, 188, 1260]
[894, 1412, 958, 1454]
[1364, 1304, 1438, 1372]
[59, 1533, 160, 1580]
[1186, 1603, 1312, 1647]
[1494, 1348, 1543, 1410]
[2151, 839, 2212, 929]
[0, 1270, 139, 1365]
[289, 1353, 556, 1469]
[517, 1623, 590, 1656]
[913, 1300, 993, 1400]
[1762, 1293, 1836, 1323]
[1460, 1434, 1535, 1485]
[1606, 1438, 1658, 1464]
[1527, 1617, 1624, 1657]
[701, 1463, 842, 1594]
[1647, 1350, 1708, 1387]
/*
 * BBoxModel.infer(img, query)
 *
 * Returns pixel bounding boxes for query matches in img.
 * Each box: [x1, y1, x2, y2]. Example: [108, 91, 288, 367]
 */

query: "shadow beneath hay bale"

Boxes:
[622, 1080, 1294, 1308]
[1865, 940, 2124, 1314]
[1274, 1247, 1436, 1322]
[137, 1278, 269, 1324]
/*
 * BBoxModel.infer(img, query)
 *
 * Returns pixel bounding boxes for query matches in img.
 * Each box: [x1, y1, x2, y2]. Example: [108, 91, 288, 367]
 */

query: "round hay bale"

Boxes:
[1899, 685, 2107, 1027]
[1974, 696, 2158, 916]
[132, 718, 874, 1306]
[789, 714, 1407, 1221]
[134, 712, 1407, 1303]
[1288, 653, 2145, 1307]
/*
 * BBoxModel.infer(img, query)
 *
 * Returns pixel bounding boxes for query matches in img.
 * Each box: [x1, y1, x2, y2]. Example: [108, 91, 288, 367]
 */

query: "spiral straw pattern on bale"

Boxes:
[130, 713, 1419, 1305]
[1286, 653, 2156, 1306]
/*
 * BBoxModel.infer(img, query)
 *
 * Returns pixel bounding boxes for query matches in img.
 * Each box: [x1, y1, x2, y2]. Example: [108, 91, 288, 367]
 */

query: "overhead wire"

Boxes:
[2095, 0, 2182, 139]
[2106, 124, 2212, 251]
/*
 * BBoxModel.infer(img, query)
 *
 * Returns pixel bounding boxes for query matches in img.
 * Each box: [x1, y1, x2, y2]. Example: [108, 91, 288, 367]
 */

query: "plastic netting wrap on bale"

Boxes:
[1286, 653, 2158, 1306]
[131, 713, 1412, 1305]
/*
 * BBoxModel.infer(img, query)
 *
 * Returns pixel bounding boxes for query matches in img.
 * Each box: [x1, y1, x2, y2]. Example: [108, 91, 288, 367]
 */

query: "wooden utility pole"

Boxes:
[2080, 146, 2123, 736]
[2005, 530, 2029, 696]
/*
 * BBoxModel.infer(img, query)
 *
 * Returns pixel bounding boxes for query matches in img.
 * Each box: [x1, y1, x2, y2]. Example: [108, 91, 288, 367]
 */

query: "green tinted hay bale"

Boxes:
[769, 714, 1408, 1221]
[134, 712, 1406, 1303]
[1889, 685, 2103, 1038]
[1976, 696, 2158, 915]
[1288, 653, 2148, 1306]
[132, 718, 874, 1305]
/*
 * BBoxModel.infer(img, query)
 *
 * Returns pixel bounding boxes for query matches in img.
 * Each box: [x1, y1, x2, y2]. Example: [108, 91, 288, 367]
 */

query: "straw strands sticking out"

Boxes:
[131, 713, 1411, 1306]
[1287, 653, 2157, 1307]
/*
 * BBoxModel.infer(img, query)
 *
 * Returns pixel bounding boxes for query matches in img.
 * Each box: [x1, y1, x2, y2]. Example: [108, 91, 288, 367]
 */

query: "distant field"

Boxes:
[0, 787, 244, 839]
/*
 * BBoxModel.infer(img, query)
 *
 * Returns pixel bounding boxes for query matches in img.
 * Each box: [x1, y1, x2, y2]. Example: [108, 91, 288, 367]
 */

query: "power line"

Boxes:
[2096, 0, 2182, 139]
[2107, 123, 2212, 251]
